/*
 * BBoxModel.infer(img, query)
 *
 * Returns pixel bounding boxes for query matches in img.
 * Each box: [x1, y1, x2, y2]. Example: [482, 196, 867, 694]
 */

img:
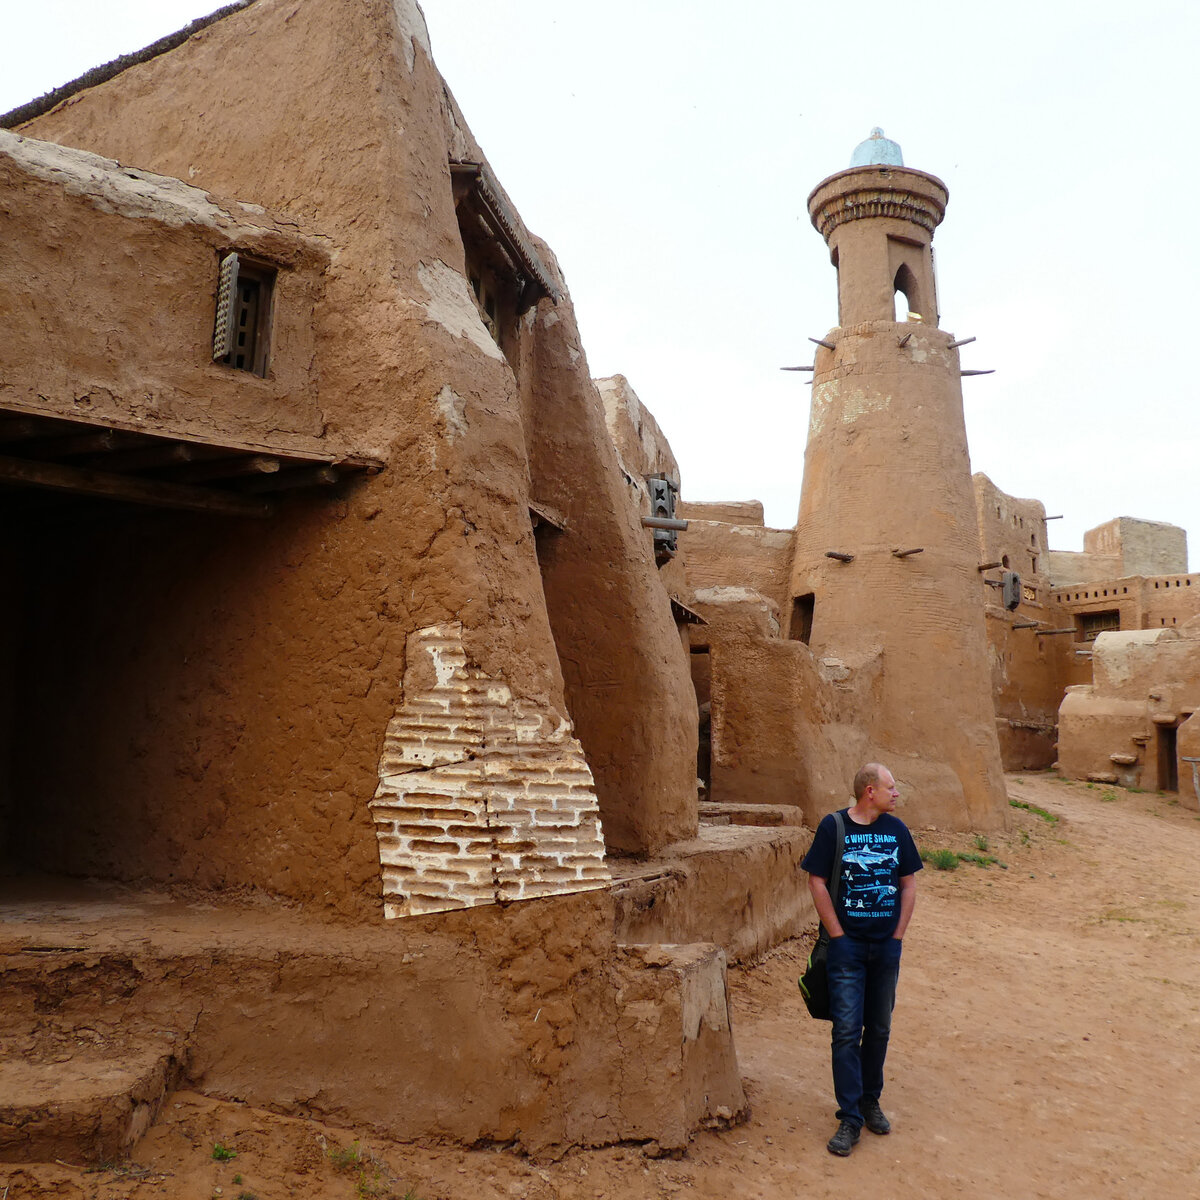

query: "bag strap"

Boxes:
[829, 810, 846, 913]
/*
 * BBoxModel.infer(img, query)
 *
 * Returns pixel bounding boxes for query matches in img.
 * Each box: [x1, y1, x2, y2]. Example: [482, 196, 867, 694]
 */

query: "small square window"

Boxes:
[213, 251, 275, 376]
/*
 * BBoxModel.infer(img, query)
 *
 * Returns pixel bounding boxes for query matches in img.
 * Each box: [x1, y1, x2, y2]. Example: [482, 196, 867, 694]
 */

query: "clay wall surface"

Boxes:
[790, 319, 1008, 830]
[1047, 549, 1121, 586]
[1050, 517, 1188, 586]
[677, 500, 765, 526]
[972, 474, 1064, 767]
[1049, 574, 1200, 637]
[973, 473, 1049, 586]
[521, 290, 698, 854]
[0, 132, 327, 446]
[684, 523, 795, 616]
[10, 0, 696, 889]
[706, 635, 862, 823]
[0, 885, 744, 1155]
[1057, 622, 1200, 789]
[1084, 517, 1188, 577]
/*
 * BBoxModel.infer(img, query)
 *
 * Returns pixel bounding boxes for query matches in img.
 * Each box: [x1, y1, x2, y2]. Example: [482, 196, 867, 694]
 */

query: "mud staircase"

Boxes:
[0, 946, 188, 1164]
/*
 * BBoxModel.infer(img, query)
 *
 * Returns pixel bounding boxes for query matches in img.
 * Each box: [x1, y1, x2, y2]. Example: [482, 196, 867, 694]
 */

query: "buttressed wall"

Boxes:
[9, 0, 697, 909]
[789, 155, 1008, 829]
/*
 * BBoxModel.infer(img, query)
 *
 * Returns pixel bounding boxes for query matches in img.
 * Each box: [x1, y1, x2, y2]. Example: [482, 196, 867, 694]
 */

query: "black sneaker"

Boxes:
[861, 1097, 891, 1135]
[826, 1120, 861, 1156]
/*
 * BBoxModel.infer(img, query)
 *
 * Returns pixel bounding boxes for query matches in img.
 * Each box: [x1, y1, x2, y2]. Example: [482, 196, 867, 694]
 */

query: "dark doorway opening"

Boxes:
[690, 646, 711, 800]
[1157, 723, 1179, 792]
[789, 594, 814, 645]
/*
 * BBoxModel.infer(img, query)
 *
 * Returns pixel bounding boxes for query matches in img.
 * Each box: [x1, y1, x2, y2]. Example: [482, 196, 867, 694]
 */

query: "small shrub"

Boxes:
[925, 848, 959, 871]
[973, 834, 989, 852]
[233, 1176, 242, 1186]
[1009, 798, 1059, 824]
[212, 1144, 237, 1162]
[237, 1192, 259, 1200]
[1100, 789, 1118, 802]
[328, 1142, 363, 1170]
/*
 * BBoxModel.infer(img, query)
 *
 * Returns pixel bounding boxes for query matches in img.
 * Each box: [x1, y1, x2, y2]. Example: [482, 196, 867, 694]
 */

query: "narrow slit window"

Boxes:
[213, 251, 275, 376]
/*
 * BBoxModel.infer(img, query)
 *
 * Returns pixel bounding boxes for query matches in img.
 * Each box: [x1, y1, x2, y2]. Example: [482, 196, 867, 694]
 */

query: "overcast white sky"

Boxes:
[4, 1, 1197, 565]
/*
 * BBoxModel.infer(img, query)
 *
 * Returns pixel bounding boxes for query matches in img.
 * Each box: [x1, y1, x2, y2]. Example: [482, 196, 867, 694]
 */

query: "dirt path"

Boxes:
[7, 774, 1200, 1199]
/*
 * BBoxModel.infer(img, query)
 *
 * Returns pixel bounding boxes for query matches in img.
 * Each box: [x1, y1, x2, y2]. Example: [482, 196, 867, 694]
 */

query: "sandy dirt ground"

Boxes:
[5, 773, 1200, 1199]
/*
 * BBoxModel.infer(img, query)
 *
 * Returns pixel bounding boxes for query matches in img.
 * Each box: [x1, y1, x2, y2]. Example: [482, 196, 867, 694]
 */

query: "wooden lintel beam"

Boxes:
[825, 550, 855, 563]
[86, 441, 196, 472]
[240, 464, 339, 494]
[0, 454, 273, 518]
[978, 561, 1002, 572]
[174, 454, 281, 483]
[892, 547, 924, 558]
[20, 429, 135, 458]
[1036, 628, 1078, 636]
[0, 417, 41, 444]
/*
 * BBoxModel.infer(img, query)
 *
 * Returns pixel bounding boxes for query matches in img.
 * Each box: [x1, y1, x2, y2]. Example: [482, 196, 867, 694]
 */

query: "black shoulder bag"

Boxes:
[798, 810, 846, 1021]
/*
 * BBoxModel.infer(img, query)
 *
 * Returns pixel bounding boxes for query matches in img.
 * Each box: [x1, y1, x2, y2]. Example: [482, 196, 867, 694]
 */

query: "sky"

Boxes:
[4, 1, 1197, 564]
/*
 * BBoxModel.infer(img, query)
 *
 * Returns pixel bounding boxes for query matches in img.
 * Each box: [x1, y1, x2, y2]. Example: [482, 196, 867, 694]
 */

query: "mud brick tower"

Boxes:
[789, 130, 1008, 828]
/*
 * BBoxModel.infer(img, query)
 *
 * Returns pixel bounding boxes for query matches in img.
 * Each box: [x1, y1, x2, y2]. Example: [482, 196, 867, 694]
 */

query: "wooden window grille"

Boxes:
[213, 252, 274, 376]
[1078, 610, 1120, 642]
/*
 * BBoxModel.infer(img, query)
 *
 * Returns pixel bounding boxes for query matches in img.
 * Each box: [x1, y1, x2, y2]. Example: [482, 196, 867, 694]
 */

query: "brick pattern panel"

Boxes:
[370, 623, 610, 917]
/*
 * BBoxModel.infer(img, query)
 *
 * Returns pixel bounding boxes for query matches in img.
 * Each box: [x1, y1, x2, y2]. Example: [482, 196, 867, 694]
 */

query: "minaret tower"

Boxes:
[789, 130, 1007, 829]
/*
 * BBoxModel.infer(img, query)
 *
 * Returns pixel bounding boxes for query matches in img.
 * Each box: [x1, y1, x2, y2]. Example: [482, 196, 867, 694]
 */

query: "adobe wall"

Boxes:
[1084, 517, 1188, 577]
[684, 521, 794, 611]
[11, 0, 696, 888]
[1050, 517, 1188, 586]
[972, 474, 1066, 768]
[1058, 623, 1200, 789]
[1, 886, 745, 1155]
[0, 133, 328, 445]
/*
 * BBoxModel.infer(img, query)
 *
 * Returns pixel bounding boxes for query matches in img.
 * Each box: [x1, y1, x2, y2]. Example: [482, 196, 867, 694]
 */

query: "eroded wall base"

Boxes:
[0, 876, 742, 1161]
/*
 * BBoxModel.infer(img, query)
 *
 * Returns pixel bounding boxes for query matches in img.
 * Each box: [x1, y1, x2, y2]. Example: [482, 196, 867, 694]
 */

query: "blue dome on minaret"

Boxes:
[850, 127, 903, 167]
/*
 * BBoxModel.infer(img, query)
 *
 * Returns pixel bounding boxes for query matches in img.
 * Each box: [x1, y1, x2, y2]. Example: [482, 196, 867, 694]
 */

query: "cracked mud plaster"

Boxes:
[809, 378, 892, 438]
[434, 384, 468, 441]
[390, 0, 432, 71]
[369, 623, 610, 918]
[416, 260, 504, 362]
[0, 130, 277, 235]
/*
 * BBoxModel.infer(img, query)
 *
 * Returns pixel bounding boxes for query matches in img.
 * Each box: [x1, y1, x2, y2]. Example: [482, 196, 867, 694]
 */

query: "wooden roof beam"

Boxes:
[0, 454, 272, 518]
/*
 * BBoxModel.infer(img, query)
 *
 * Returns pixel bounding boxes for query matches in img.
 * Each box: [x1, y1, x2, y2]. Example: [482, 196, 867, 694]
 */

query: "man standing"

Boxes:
[801, 763, 922, 1156]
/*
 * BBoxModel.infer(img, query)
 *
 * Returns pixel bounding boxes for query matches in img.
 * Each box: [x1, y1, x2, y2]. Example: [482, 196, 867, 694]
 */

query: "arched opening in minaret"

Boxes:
[893, 262, 919, 321]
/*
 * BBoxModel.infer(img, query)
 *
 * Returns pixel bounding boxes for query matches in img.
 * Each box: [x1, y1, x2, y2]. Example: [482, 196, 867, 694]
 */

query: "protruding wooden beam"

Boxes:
[897, 332, 913, 347]
[947, 336, 976, 349]
[809, 337, 837, 351]
[977, 561, 1002, 572]
[780, 365, 815, 372]
[892, 547, 924, 558]
[0, 453, 272, 517]
[1011, 621, 1041, 630]
[1036, 628, 1078, 636]
[1042, 514, 1064, 521]
[825, 550, 855, 563]
[960, 369, 995, 377]
[642, 516, 688, 532]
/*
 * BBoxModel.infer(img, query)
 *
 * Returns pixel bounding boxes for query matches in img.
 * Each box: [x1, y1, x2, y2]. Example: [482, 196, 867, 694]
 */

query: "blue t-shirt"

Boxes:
[801, 809, 922, 940]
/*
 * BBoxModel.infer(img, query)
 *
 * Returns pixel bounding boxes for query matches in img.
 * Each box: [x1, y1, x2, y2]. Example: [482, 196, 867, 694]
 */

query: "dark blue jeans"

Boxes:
[826, 934, 903, 1129]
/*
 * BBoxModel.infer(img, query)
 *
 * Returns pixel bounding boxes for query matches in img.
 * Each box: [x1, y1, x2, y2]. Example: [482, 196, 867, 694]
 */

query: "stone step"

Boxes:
[0, 1046, 182, 1164]
[698, 801, 805, 827]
